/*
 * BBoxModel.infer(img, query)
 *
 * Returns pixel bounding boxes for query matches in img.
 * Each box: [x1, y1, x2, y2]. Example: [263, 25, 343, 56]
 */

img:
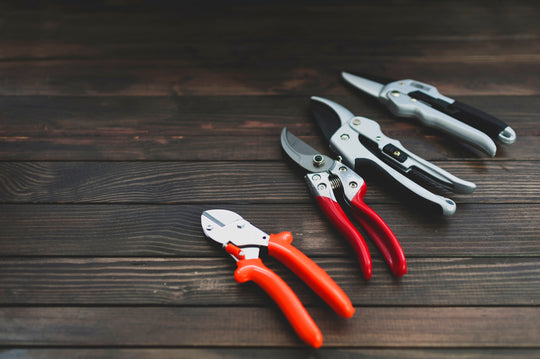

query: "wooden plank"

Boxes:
[0, 60, 538, 96]
[0, 204, 538, 257]
[0, 3, 538, 62]
[0, 307, 538, 347]
[0, 95, 536, 138]
[0, 161, 538, 204]
[0, 257, 538, 306]
[0, 135, 537, 161]
[1, 348, 539, 359]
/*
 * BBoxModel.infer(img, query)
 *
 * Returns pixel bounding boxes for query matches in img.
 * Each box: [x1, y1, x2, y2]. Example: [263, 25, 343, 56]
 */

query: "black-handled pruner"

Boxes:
[342, 72, 516, 157]
[310, 96, 476, 216]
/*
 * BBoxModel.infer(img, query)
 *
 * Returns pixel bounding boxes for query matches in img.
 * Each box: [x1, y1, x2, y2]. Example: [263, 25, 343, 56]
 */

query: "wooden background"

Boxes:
[0, 1, 539, 358]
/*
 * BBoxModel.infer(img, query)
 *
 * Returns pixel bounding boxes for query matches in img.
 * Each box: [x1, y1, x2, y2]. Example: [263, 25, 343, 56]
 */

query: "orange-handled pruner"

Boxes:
[201, 209, 355, 348]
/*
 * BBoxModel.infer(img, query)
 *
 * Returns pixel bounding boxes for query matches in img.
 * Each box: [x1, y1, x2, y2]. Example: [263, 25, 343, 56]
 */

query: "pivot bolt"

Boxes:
[391, 91, 401, 97]
[340, 134, 350, 140]
[349, 182, 358, 189]
[312, 154, 325, 167]
[317, 183, 327, 191]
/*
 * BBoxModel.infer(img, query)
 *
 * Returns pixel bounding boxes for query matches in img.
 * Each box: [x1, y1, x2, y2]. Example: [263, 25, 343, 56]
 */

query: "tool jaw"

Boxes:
[311, 96, 355, 128]
[201, 209, 269, 261]
[280, 128, 335, 173]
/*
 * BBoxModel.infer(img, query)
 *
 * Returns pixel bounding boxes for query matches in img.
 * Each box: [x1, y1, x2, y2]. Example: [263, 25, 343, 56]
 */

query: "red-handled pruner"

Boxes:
[281, 128, 407, 280]
[201, 209, 354, 348]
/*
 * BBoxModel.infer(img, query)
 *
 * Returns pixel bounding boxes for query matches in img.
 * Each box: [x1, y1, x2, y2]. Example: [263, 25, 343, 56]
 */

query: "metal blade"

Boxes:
[280, 128, 334, 173]
[201, 209, 243, 244]
[201, 210, 269, 256]
[342, 72, 385, 98]
[310, 96, 355, 142]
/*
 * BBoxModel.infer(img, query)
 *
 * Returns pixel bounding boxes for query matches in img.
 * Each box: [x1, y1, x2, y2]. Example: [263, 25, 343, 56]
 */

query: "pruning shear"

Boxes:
[281, 128, 406, 280]
[309, 96, 476, 216]
[342, 72, 516, 157]
[201, 209, 354, 348]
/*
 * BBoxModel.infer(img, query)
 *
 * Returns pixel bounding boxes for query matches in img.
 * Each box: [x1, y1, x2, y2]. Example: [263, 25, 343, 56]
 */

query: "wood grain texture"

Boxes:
[0, 204, 538, 257]
[0, 307, 538, 347]
[0, 60, 538, 96]
[2, 348, 540, 359]
[0, 257, 538, 306]
[0, 0, 538, 355]
[0, 96, 537, 137]
[0, 161, 538, 204]
[0, 95, 537, 161]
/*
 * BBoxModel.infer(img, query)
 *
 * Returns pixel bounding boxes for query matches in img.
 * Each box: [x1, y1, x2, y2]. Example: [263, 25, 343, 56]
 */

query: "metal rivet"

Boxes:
[339, 166, 347, 172]
[391, 91, 401, 97]
[376, 136, 382, 141]
[312, 174, 321, 181]
[394, 150, 401, 157]
[317, 183, 327, 191]
[352, 118, 361, 125]
[411, 98, 417, 102]
[206, 224, 213, 231]
[340, 134, 350, 140]
[349, 182, 358, 188]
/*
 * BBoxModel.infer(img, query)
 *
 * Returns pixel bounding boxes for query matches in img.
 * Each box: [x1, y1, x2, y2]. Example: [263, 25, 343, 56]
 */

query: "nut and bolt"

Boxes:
[312, 154, 325, 167]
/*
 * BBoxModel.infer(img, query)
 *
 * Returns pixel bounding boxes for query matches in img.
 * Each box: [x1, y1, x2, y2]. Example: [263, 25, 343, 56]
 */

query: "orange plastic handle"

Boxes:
[267, 232, 355, 319]
[234, 258, 323, 348]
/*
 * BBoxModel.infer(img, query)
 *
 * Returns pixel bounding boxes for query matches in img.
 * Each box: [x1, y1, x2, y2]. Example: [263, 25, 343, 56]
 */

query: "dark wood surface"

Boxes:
[0, 1, 539, 358]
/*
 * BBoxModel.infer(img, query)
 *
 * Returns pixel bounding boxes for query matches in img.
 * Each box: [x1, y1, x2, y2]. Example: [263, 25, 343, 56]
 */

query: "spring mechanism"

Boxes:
[329, 175, 342, 190]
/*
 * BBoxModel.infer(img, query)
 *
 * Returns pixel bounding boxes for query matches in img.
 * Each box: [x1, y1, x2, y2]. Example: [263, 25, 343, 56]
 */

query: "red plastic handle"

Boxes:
[268, 232, 355, 319]
[350, 182, 407, 277]
[315, 196, 373, 279]
[234, 258, 323, 348]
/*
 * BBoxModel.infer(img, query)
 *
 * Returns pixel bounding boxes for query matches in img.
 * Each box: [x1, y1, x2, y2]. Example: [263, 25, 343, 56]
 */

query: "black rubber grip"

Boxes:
[409, 91, 507, 139]
[354, 158, 444, 215]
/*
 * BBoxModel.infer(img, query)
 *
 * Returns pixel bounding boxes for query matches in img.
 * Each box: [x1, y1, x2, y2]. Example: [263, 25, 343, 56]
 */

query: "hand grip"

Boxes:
[349, 183, 407, 277]
[355, 158, 457, 216]
[406, 91, 498, 155]
[268, 232, 355, 319]
[234, 258, 323, 348]
[315, 196, 372, 280]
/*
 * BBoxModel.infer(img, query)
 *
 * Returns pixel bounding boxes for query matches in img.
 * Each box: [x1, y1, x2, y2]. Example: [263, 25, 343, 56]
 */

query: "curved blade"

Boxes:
[342, 72, 386, 98]
[280, 128, 334, 173]
[310, 96, 355, 142]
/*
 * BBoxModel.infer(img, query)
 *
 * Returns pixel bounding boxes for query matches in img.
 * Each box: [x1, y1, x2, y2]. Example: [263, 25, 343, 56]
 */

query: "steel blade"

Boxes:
[342, 72, 385, 98]
[280, 128, 334, 173]
[310, 96, 355, 142]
